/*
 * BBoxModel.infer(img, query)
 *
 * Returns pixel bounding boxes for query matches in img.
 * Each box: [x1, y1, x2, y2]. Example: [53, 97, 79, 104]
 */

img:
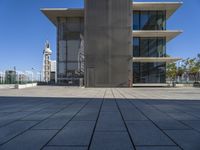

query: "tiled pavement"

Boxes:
[0, 87, 200, 150]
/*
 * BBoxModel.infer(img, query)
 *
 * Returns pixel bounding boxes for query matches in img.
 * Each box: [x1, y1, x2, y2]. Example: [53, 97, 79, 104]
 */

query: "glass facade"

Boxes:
[133, 11, 166, 30]
[57, 17, 84, 85]
[133, 63, 166, 83]
[133, 37, 166, 57]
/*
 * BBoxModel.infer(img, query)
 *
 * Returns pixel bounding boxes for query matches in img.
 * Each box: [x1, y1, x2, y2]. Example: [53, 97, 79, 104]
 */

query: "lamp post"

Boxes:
[0, 71, 2, 84]
[31, 68, 35, 83]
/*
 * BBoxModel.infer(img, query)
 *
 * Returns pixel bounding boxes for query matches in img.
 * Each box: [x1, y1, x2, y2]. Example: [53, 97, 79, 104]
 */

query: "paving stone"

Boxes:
[0, 121, 38, 145]
[96, 112, 126, 131]
[33, 118, 70, 130]
[131, 102, 189, 129]
[182, 120, 200, 131]
[50, 103, 87, 119]
[0, 111, 34, 127]
[0, 130, 57, 150]
[117, 101, 147, 121]
[167, 112, 199, 121]
[101, 100, 118, 112]
[165, 130, 200, 150]
[43, 146, 87, 150]
[21, 111, 56, 121]
[153, 120, 189, 130]
[152, 105, 181, 113]
[49, 121, 95, 146]
[90, 132, 135, 150]
[136, 146, 181, 150]
[127, 121, 175, 146]
[73, 111, 99, 121]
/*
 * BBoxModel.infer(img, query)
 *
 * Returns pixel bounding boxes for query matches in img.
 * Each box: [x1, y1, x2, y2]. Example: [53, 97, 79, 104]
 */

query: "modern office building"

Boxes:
[41, 0, 182, 87]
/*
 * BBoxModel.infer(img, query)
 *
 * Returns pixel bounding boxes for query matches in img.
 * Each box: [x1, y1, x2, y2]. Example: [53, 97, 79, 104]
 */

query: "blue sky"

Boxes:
[0, 0, 199, 71]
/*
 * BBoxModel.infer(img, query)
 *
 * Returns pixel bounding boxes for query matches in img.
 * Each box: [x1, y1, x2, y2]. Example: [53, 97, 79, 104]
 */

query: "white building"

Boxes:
[42, 41, 52, 82]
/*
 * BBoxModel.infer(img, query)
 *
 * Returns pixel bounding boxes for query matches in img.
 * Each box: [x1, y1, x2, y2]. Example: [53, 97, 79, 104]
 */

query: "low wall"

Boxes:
[175, 84, 193, 87]
[15, 83, 37, 89]
[0, 84, 15, 89]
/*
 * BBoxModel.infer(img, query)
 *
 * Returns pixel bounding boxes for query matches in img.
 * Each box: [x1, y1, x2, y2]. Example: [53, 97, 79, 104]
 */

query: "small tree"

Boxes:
[166, 63, 177, 83]
[176, 66, 184, 82]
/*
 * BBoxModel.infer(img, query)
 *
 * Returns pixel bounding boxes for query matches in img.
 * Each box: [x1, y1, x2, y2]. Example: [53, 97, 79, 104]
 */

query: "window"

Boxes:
[140, 38, 149, 57]
[133, 37, 166, 57]
[133, 63, 166, 83]
[133, 11, 166, 30]
[133, 11, 140, 30]
[133, 38, 140, 57]
[140, 11, 149, 30]
[57, 17, 84, 85]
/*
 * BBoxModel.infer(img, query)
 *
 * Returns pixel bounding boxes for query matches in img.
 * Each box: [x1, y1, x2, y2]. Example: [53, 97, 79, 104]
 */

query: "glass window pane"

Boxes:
[67, 40, 80, 61]
[140, 38, 149, 57]
[157, 38, 166, 57]
[138, 11, 166, 30]
[133, 11, 140, 30]
[133, 63, 166, 83]
[148, 38, 157, 57]
[133, 38, 140, 57]
[59, 40, 67, 61]
[148, 11, 157, 30]
[140, 11, 149, 30]
[157, 11, 166, 30]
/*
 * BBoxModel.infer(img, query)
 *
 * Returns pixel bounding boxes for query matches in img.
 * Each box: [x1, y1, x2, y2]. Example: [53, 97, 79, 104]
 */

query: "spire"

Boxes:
[46, 40, 50, 48]
[44, 40, 52, 54]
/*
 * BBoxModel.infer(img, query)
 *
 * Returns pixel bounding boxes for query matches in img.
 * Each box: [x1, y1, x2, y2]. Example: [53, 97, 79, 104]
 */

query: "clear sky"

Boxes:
[0, 0, 199, 71]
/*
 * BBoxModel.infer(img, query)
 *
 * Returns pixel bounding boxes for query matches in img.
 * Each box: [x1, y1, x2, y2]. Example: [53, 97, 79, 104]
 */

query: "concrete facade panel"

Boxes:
[85, 0, 132, 87]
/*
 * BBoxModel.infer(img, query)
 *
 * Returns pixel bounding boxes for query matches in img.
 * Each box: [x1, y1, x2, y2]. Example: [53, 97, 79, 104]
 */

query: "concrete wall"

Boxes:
[84, 0, 132, 87]
[0, 84, 15, 89]
[15, 83, 37, 89]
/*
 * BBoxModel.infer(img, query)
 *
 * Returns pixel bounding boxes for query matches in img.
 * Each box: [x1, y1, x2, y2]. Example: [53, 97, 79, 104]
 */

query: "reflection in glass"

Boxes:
[133, 37, 166, 57]
[133, 63, 166, 83]
[57, 17, 84, 85]
[133, 11, 166, 30]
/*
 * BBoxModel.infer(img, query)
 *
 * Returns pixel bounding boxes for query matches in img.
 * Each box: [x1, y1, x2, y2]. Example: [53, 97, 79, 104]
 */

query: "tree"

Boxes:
[185, 56, 200, 81]
[166, 62, 177, 83]
[176, 66, 184, 82]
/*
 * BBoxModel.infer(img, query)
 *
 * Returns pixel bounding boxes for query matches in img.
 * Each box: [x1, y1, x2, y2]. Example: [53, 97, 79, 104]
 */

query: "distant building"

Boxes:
[5, 70, 16, 84]
[50, 60, 57, 83]
[0, 72, 5, 84]
[42, 41, 56, 83]
[18, 73, 27, 84]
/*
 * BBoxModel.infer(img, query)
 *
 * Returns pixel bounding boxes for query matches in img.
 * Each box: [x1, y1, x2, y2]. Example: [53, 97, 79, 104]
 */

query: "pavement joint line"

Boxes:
[41, 90, 104, 150]
[136, 145, 180, 147]
[0, 101, 51, 128]
[175, 120, 200, 134]
[40, 100, 91, 150]
[95, 130, 128, 133]
[30, 129, 59, 131]
[0, 100, 78, 146]
[112, 89, 137, 150]
[148, 100, 200, 120]
[45, 145, 88, 147]
[87, 89, 106, 150]
[117, 89, 184, 150]
[142, 100, 200, 134]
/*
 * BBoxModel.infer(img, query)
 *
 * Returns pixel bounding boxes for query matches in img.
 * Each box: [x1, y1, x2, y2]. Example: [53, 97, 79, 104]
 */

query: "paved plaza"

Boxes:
[0, 87, 200, 150]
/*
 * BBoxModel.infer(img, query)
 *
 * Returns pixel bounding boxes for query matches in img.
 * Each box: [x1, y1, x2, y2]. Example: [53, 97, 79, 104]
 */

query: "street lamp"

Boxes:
[31, 68, 35, 83]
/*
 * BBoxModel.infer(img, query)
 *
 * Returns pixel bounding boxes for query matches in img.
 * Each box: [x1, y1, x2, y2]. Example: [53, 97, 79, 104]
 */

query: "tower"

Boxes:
[42, 41, 52, 82]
